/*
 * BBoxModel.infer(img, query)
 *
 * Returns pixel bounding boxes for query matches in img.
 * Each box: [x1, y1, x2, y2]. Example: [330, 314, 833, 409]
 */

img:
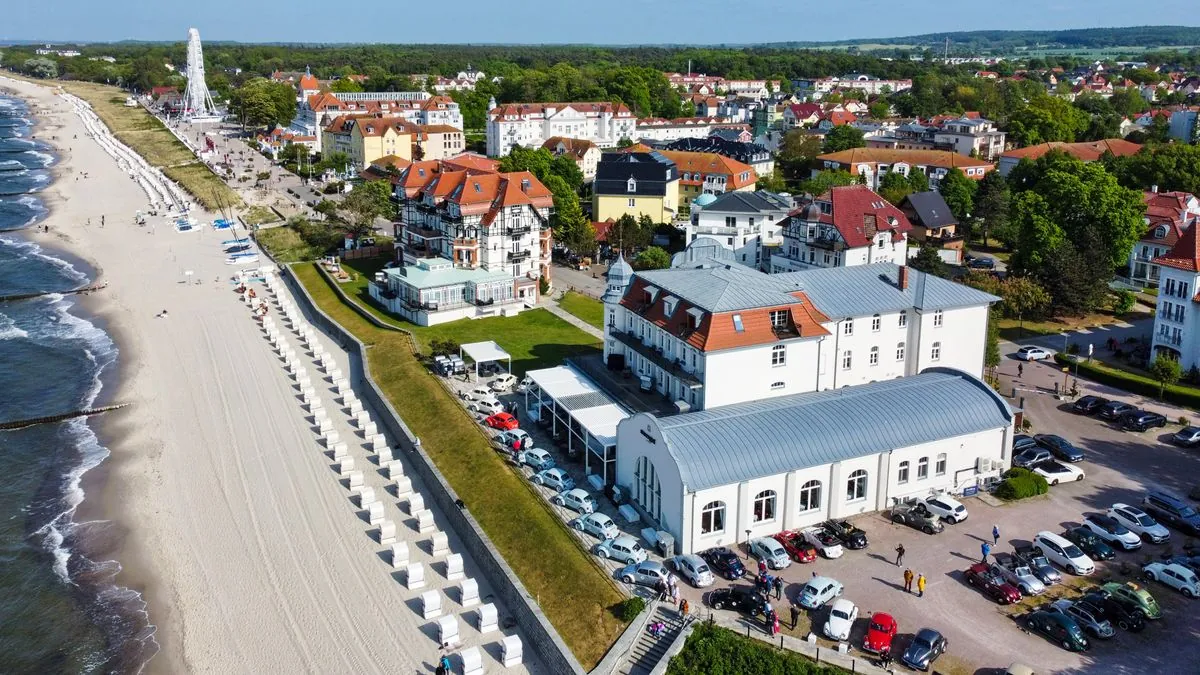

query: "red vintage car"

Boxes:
[773, 530, 818, 563]
[485, 412, 519, 430]
[862, 612, 898, 654]
[965, 562, 1022, 604]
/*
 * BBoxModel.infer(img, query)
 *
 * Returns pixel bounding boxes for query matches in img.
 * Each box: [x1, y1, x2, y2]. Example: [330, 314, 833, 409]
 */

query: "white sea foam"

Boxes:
[0, 236, 89, 284]
[24, 150, 54, 167]
[0, 312, 29, 340]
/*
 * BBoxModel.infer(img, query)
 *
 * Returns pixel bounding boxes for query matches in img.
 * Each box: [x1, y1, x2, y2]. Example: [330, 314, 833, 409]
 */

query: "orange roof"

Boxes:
[324, 114, 419, 137]
[656, 150, 757, 190]
[542, 136, 599, 159]
[419, 124, 462, 134]
[371, 155, 412, 170]
[818, 148, 992, 171]
[821, 110, 857, 126]
[1154, 224, 1200, 273]
[299, 74, 320, 91]
[1000, 139, 1142, 162]
[443, 152, 499, 173]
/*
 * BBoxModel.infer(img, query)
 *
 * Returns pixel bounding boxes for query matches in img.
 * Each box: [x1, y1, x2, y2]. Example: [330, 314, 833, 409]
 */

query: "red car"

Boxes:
[773, 530, 818, 563]
[965, 563, 1022, 604]
[862, 612, 897, 654]
[485, 412, 519, 430]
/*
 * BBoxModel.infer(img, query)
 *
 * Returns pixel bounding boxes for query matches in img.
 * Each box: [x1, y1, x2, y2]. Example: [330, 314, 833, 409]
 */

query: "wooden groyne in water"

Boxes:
[0, 403, 130, 430]
[0, 283, 108, 304]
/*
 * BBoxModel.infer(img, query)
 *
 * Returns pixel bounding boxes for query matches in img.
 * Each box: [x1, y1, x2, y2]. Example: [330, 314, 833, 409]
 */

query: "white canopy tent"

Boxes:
[523, 365, 631, 486]
[459, 340, 512, 379]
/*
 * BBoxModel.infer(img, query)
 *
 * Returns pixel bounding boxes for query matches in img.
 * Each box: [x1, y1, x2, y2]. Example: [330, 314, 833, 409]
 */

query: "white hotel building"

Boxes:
[486, 101, 637, 157]
[1151, 226, 1200, 368]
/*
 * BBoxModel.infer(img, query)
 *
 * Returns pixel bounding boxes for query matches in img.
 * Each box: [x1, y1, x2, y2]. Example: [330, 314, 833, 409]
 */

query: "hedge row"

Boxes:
[667, 623, 849, 675]
[1054, 354, 1200, 410]
[995, 467, 1049, 500]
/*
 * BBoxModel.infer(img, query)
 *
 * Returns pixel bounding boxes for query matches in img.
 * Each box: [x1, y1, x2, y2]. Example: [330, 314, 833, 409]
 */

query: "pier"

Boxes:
[0, 282, 107, 304]
[0, 403, 129, 430]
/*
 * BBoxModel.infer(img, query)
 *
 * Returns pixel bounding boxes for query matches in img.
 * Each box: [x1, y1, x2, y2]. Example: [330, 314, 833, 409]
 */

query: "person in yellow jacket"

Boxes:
[917, 574, 926, 598]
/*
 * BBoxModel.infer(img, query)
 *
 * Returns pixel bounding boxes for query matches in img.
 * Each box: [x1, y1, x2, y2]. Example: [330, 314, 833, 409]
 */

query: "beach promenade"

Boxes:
[0, 76, 538, 674]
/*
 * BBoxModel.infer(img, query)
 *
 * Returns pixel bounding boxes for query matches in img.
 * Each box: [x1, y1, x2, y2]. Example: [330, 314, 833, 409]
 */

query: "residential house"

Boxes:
[997, 139, 1142, 176]
[660, 136, 775, 178]
[814, 148, 994, 190]
[783, 103, 823, 129]
[320, 114, 416, 170]
[1128, 190, 1200, 288]
[800, 74, 914, 96]
[932, 117, 1006, 160]
[1151, 227, 1200, 367]
[486, 101, 636, 157]
[413, 125, 466, 161]
[592, 151, 681, 224]
[685, 190, 795, 270]
[655, 149, 757, 205]
[770, 185, 913, 272]
[542, 136, 602, 182]
[292, 91, 462, 152]
[635, 117, 744, 143]
[901, 191, 964, 264]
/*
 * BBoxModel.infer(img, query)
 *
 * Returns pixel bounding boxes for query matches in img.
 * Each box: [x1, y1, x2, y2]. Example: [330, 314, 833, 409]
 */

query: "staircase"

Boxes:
[617, 604, 690, 675]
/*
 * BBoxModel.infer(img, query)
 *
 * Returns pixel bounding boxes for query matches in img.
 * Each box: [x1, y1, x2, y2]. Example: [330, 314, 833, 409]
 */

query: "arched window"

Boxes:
[846, 469, 868, 502]
[798, 480, 822, 512]
[753, 490, 777, 522]
[931, 341, 941, 361]
[871, 314, 881, 331]
[936, 453, 947, 476]
[898, 310, 907, 327]
[896, 342, 906, 361]
[771, 344, 786, 367]
[700, 501, 725, 535]
[634, 456, 661, 521]
[918, 457, 929, 479]
[870, 346, 879, 366]
[897, 461, 910, 484]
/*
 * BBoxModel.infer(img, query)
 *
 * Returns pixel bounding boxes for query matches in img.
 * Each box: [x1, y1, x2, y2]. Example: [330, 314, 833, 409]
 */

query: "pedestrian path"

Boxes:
[541, 296, 604, 340]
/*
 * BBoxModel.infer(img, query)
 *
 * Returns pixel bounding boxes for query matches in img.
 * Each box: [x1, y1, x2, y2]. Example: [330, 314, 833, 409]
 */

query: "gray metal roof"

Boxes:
[905, 191, 958, 230]
[636, 263, 805, 313]
[652, 369, 1013, 491]
[777, 263, 999, 319]
[699, 190, 792, 214]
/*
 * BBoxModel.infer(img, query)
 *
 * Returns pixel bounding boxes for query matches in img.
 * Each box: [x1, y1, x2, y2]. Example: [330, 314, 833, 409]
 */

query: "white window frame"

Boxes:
[841, 350, 852, 370]
[933, 309, 943, 327]
[846, 470, 868, 502]
[935, 453, 947, 476]
[869, 346, 879, 366]
[931, 341, 941, 361]
[700, 500, 726, 535]
[897, 461, 910, 484]
[771, 344, 786, 367]
[752, 490, 777, 523]
[917, 457, 929, 480]
[843, 320, 854, 336]
[871, 314, 881, 331]
[899, 310, 907, 327]
[798, 480, 822, 512]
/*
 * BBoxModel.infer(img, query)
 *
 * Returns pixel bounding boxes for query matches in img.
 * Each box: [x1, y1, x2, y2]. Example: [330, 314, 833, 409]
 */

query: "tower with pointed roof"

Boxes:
[602, 254, 634, 362]
[1150, 225, 1200, 368]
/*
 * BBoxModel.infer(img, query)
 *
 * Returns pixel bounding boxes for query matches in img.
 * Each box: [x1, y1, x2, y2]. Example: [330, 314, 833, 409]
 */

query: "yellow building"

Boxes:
[592, 151, 681, 224]
[321, 114, 416, 169]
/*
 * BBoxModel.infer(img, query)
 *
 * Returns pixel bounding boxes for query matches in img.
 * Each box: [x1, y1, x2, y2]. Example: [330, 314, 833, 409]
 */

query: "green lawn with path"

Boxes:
[557, 291, 604, 330]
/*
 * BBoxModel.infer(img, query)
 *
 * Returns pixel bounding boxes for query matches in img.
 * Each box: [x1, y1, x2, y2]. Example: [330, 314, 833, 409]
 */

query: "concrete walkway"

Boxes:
[541, 295, 604, 340]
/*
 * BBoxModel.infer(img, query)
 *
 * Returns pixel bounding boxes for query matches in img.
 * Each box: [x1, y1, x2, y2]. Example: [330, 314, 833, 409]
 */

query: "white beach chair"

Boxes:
[421, 590, 443, 620]
[391, 541, 409, 568]
[378, 519, 396, 546]
[430, 531, 449, 558]
[406, 562, 426, 590]
[501, 635, 523, 667]
[477, 603, 497, 634]
[445, 553, 464, 581]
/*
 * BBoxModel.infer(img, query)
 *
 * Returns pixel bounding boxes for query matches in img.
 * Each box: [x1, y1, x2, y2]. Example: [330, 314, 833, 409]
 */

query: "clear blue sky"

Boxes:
[4, 1, 1196, 44]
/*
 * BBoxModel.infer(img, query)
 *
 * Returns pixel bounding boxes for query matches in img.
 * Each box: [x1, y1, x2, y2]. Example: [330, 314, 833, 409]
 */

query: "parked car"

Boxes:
[1108, 503, 1171, 543]
[461, 386, 493, 402]
[484, 412, 519, 430]
[1121, 409, 1168, 432]
[531, 468, 574, 491]
[1143, 490, 1200, 536]
[699, 547, 746, 580]
[990, 556, 1046, 596]
[1016, 346, 1053, 361]
[822, 519, 868, 549]
[1015, 546, 1063, 585]
[1012, 447, 1053, 469]
[748, 537, 792, 570]
[572, 512, 618, 540]
[824, 599, 859, 641]
[890, 500, 945, 534]
[1049, 599, 1115, 639]
[617, 560, 672, 588]
[1023, 609, 1090, 652]
[552, 488, 597, 514]
[1101, 581, 1163, 620]
[594, 535, 646, 564]
[1031, 460, 1086, 485]
[1172, 426, 1200, 447]
[1098, 401, 1137, 420]
[515, 375, 533, 392]
[1165, 554, 1200, 574]
[802, 526, 845, 559]
[517, 447, 555, 472]
[1034, 435, 1084, 462]
[862, 612, 898, 655]
[1033, 532, 1095, 575]
[468, 397, 505, 415]
[489, 374, 517, 392]
[772, 530, 818, 563]
[1012, 434, 1039, 453]
[964, 563, 1022, 604]
[901, 628, 947, 672]
[708, 585, 764, 614]
[1079, 591, 1147, 632]
[1071, 395, 1109, 415]
[924, 494, 969, 523]
[491, 429, 531, 452]
[798, 575, 843, 609]
[669, 554, 714, 588]
[1142, 562, 1200, 597]
[1083, 513, 1144, 550]
[1062, 527, 1116, 561]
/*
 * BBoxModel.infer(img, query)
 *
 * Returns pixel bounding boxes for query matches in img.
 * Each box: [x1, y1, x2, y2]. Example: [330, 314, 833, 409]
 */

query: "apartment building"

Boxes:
[486, 101, 636, 157]
[1129, 190, 1200, 288]
[542, 136, 601, 182]
[770, 185, 912, 272]
[1151, 227, 1200, 367]
[815, 148, 994, 191]
[685, 190, 794, 270]
[592, 151, 681, 224]
[292, 91, 462, 152]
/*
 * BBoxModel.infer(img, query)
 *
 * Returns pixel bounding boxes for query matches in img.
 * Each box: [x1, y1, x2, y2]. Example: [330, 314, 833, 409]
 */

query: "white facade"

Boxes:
[685, 196, 792, 270]
[1152, 269, 1200, 368]
[772, 226, 908, 272]
[635, 118, 737, 143]
[487, 103, 637, 157]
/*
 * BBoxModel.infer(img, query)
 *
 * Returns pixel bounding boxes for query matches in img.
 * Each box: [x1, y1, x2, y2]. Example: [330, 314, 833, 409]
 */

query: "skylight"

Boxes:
[732, 314, 744, 332]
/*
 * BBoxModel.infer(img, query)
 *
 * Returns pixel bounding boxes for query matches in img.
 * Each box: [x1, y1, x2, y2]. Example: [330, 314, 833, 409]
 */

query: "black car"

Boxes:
[1012, 434, 1039, 454]
[1143, 490, 1200, 537]
[1063, 527, 1116, 561]
[901, 628, 947, 671]
[1164, 554, 1200, 574]
[967, 257, 996, 270]
[822, 519, 868, 549]
[699, 547, 747, 580]
[1080, 591, 1146, 632]
[1098, 401, 1137, 420]
[707, 585, 765, 614]
[1072, 395, 1109, 415]
[1120, 409, 1168, 432]
[1034, 434, 1085, 462]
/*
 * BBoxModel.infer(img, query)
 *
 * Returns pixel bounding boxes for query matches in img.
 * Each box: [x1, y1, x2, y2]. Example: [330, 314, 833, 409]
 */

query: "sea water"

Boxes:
[0, 94, 157, 672]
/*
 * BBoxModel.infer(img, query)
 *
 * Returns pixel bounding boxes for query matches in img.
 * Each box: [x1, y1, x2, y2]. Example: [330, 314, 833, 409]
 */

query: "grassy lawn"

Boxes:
[243, 204, 281, 226]
[557, 291, 604, 330]
[336, 257, 601, 374]
[996, 308, 1153, 342]
[668, 622, 849, 675]
[254, 226, 324, 263]
[291, 263, 625, 667]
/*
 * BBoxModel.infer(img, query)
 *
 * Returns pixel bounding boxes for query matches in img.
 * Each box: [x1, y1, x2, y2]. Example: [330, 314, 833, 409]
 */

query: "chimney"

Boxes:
[863, 213, 878, 238]
[898, 265, 909, 291]
[520, 178, 531, 193]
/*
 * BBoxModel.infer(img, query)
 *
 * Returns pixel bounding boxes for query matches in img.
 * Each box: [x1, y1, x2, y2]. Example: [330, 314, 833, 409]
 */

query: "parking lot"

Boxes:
[439, 354, 1200, 673]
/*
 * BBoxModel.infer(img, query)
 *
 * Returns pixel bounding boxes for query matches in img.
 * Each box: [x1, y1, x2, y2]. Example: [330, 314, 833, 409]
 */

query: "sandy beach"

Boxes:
[0, 76, 537, 674]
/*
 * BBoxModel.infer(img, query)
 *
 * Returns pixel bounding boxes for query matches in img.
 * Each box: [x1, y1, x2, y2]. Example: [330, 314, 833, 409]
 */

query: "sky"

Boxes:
[4, 0, 1198, 44]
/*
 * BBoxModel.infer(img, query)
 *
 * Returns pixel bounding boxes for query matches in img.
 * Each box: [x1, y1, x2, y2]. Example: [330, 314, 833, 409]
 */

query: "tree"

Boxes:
[756, 171, 788, 193]
[1007, 95, 1090, 146]
[23, 57, 57, 79]
[228, 77, 297, 129]
[907, 170, 929, 194]
[878, 171, 913, 206]
[777, 131, 823, 182]
[999, 276, 1051, 336]
[938, 168, 976, 221]
[975, 171, 1012, 247]
[549, 154, 584, 191]
[1104, 143, 1200, 196]
[908, 245, 949, 278]
[1149, 354, 1182, 399]
[632, 246, 670, 271]
[610, 213, 649, 251]
[821, 125, 866, 154]
[338, 180, 396, 239]
[555, 192, 593, 255]
[984, 308, 1002, 373]
[797, 170, 858, 196]
[868, 101, 890, 119]
[330, 78, 363, 93]
[616, 137, 635, 148]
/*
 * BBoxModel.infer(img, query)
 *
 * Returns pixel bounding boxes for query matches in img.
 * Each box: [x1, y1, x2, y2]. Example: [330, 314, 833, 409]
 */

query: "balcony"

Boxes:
[609, 330, 703, 388]
[506, 225, 533, 237]
[771, 323, 800, 339]
[507, 250, 531, 263]
[406, 225, 443, 240]
[372, 282, 397, 300]
[807, 236, 846, 251]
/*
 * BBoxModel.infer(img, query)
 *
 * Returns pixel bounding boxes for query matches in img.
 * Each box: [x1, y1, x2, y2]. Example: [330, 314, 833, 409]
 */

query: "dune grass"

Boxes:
[292, 262, 624, 668]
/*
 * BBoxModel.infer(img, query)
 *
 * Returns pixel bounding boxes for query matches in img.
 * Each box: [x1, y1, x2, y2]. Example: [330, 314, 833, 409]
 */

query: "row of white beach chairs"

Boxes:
[256, 271, 523, 671]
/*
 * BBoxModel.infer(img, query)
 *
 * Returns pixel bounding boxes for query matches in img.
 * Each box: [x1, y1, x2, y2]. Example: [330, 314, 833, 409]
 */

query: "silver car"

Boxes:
[532, 468, 575, 491]
[618, 560, 672, 588]
[572, 512, 618, 540]
[595, 535, 647, 564]
[518, 448, 555, 471]
[670, 553, 715, 588]
[748, 537, 792, 570]
[991, 561, 1045, 596]
[553, 488, 597, 514]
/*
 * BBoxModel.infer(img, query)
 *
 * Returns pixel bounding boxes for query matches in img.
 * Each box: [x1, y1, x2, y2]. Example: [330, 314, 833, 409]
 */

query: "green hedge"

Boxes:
[1054, 354, 1200, 409]
[667, 623, 849, 675]
[995, 467, 1049, 500]
[617, 597, 646, 623]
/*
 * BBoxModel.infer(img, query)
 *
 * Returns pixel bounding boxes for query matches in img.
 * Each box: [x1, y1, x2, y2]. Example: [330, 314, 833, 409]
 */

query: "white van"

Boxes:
[1033, 531, 1095, 575]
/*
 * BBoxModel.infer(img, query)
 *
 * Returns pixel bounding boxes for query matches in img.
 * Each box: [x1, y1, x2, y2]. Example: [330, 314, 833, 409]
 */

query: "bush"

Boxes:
[1054, 354, 1200, 409]
[1113, 289, 1137, 314]
[615, 596, 646, 623]
[995, 467, 1049, 500]
[429, 338, 461, 357]
[667, 622, 845, 675]
[1067, 343, 1080, 355]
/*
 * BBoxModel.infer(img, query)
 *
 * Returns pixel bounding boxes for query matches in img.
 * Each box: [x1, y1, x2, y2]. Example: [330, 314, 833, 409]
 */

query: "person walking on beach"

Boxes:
[895, 543, 905, 566]
[903, 568, 914, 593]
[981, 542, 991, 562]
[774, 575, 783, 600]
[917, 574, 926, 598]
[992, 525, 1001, 546]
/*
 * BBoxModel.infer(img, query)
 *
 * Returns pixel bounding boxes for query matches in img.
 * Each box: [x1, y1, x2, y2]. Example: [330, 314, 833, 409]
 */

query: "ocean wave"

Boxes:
[0, 159, 25, 171]
[0, 311, 30, 340]
[0, 194, 47, 230]
[0, 237, 89, 284]
[24, 150, 55, 167]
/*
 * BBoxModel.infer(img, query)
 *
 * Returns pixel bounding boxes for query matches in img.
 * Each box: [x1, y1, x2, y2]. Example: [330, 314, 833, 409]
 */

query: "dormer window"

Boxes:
[663, 297, 679, 316]
[627, 177, 637, 193]
[769, 310, 788, 328]
[1156, 226, 1168, 239]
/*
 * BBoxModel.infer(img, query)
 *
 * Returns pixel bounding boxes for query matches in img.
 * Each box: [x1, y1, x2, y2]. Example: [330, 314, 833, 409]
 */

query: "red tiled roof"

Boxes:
[821, 110, 857, 126]
[790, 185, 913, 248]
[787, 103, 822, 119]
[818, 148, 992, 171]
[1154, 224, 1200, 272]
[299, 74, 320, 91]
[543, 136, 599, 160]
[1000, 139, 1142, 162]
[443, 152, 499, 173]
[656, 150, 757, 190]
[592, 219, 614, 242]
